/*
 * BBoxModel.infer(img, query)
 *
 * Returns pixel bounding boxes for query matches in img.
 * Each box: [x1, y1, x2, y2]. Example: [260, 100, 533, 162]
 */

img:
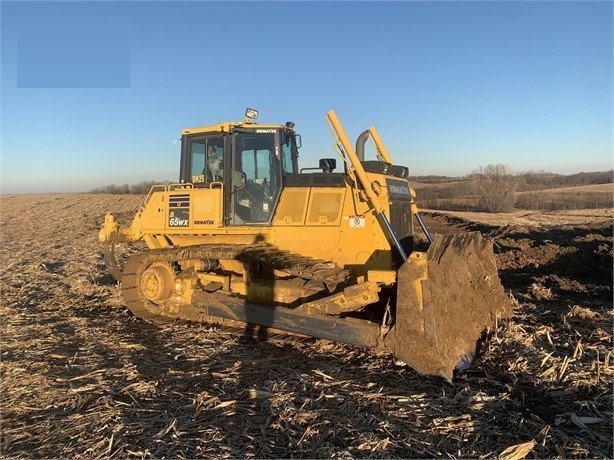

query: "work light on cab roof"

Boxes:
[244, 107, 259, 123]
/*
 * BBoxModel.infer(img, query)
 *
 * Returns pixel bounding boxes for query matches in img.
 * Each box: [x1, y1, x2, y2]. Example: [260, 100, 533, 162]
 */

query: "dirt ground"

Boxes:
[1, 194, 612, 459]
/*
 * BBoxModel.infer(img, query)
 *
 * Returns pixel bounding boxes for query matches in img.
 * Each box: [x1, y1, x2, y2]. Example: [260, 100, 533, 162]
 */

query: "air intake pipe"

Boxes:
[355, 130, 370, 161]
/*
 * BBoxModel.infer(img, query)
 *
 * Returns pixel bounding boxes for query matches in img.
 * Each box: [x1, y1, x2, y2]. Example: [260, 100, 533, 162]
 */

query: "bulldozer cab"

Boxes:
[179, 123, 300, 226]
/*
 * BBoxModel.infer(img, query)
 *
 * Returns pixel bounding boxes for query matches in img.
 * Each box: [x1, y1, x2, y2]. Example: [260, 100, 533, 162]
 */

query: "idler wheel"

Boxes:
[140, 262, 175, 303]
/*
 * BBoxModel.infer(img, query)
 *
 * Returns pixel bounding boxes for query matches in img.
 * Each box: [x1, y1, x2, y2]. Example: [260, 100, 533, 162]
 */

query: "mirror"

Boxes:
[319, 158, 336, 173]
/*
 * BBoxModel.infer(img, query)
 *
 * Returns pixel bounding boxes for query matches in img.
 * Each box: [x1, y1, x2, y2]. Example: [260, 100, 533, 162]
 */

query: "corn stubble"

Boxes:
[1, 194, 612, 458]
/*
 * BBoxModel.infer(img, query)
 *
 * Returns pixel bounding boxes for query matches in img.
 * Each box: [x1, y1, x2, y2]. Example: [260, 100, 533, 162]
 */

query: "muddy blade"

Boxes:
[386, 232, 513, 380]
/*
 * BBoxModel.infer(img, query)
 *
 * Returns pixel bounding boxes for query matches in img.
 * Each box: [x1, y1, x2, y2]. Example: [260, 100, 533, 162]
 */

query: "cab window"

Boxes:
[281, 132, 297, 174]
[242, 149, 271, 181]
[190, 137, 224, 184]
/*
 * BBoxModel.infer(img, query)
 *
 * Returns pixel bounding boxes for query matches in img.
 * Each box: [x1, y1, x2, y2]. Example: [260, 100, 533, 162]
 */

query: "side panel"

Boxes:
[166, 188, 225, 230]
[271, 186, 341, 254]
[270, 182, 394, 273]
[335, 178, 393, 272]
[191, 187, 224, 228]
[274, 187, 347, 227]
[138, 192, 166, 230]
[272, 188, 309, 225]
[306, 188, 345, 226]
[138, 187, 225, 234]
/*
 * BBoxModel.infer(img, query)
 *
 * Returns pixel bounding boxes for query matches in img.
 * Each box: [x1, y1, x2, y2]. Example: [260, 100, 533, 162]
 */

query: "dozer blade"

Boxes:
[385, 232, 513, 380]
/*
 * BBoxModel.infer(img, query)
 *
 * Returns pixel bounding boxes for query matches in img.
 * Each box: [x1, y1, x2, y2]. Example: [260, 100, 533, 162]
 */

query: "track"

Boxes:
[120, 243, 352, 326]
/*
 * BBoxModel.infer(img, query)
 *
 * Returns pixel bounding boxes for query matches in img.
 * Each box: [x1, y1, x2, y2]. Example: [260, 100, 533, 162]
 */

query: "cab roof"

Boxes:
[182, 121, 285, 136]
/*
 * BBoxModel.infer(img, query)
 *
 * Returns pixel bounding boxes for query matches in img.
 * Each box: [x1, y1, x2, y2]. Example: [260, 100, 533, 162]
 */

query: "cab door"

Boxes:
[231, 132, 282, 225]
[179, 134, 228, 229]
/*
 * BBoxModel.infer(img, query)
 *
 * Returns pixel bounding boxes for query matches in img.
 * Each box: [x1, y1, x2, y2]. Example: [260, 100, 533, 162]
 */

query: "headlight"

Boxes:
[245, 108, 259, 120]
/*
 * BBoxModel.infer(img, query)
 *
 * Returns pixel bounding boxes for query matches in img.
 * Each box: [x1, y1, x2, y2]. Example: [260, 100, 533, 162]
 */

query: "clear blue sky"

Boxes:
[1, 1, 612, 193]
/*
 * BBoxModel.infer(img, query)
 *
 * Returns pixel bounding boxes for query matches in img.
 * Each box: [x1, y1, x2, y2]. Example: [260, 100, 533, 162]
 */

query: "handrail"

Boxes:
[143, 182, 194, 207]
[144, 184, 167, 206]
[169, 183, 193, 191]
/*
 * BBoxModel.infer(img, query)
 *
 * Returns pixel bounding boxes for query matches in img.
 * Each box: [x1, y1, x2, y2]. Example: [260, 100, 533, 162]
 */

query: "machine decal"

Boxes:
[387, 180, 411, 200]
[349, 215, 366, 228]
[169, 194, 190, 227]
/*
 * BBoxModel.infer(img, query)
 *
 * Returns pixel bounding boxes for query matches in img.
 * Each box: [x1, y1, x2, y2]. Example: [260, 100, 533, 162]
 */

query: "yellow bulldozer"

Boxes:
[99, 109, 512, 380]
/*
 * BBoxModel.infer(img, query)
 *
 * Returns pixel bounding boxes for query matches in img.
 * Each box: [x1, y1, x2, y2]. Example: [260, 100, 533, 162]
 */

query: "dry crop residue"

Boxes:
[1, 195, 612, 458]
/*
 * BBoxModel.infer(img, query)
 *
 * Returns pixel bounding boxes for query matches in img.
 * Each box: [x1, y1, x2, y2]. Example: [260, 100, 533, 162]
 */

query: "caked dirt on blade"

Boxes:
[392, 231, 513, 379]
[1, 195, 612, 459]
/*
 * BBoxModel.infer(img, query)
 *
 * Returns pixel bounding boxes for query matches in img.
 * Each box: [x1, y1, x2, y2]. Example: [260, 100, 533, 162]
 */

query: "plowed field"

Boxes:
[1, 194, 612, 458]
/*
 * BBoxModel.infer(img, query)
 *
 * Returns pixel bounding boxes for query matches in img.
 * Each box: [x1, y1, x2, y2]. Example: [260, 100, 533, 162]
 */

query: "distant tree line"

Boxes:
[406, 175, 461, 184]
[411, 169, 613, 190]
[514, 169, 614, 191]
[89, 180, 169, 195]
[414, 166, 613, 212]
